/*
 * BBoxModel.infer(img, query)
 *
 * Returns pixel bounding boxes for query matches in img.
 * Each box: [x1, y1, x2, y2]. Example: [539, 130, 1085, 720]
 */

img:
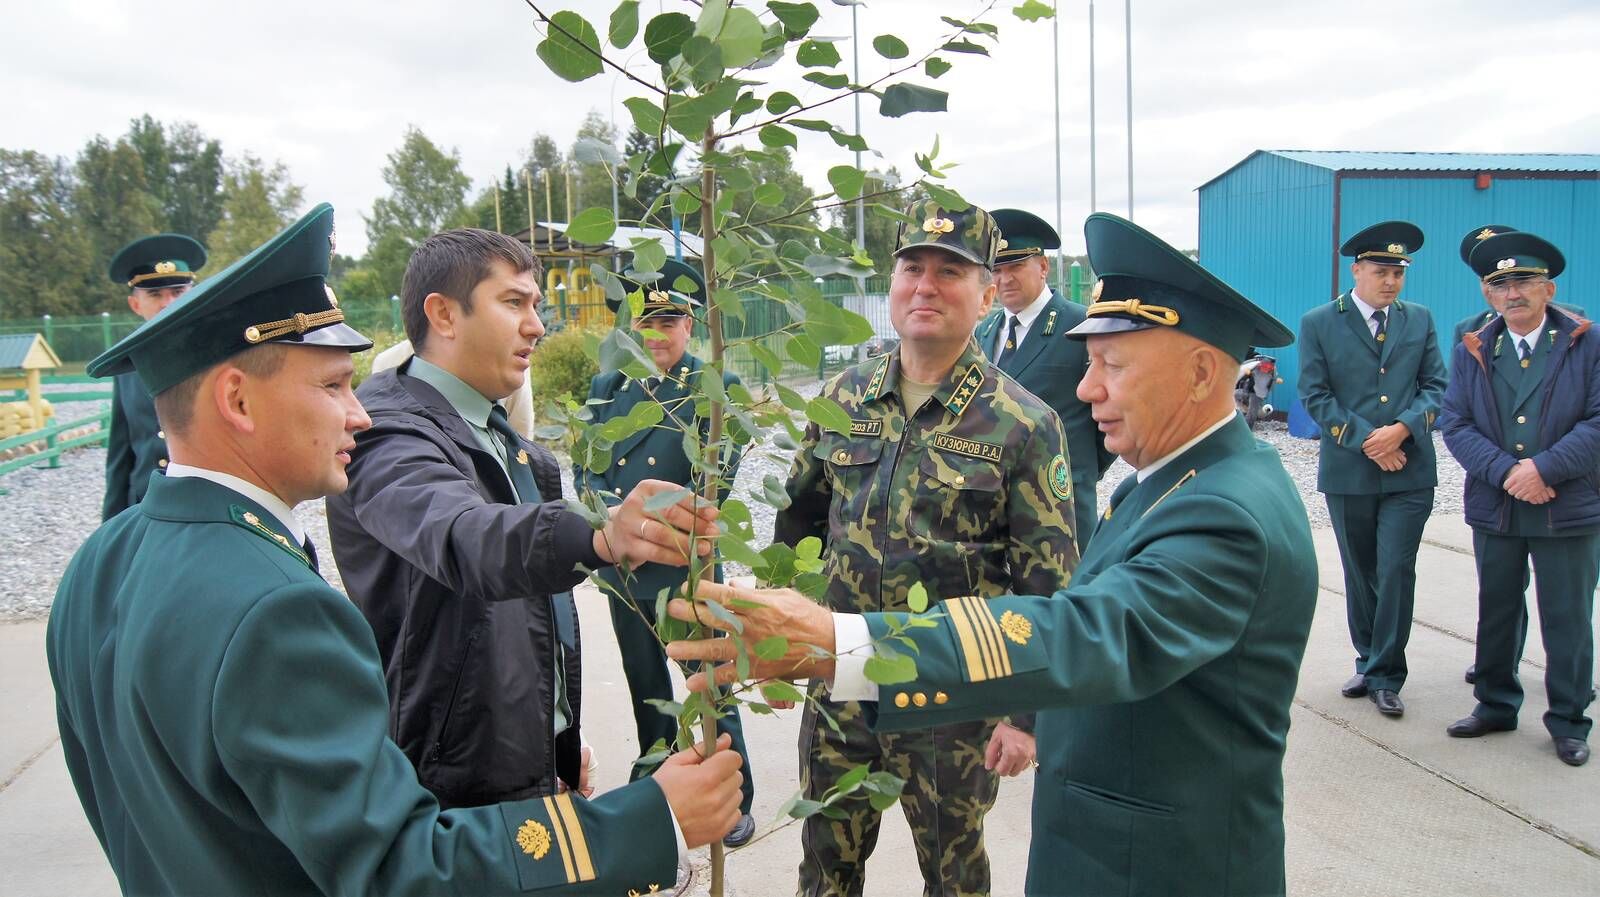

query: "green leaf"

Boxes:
[758, 124, 797, 149]
[753, 183, 786, 207]
[872, 34, 909, 59]
[753, 636, 790, 661]
[925, 56, 952, 79]
[666, 80, 740, 141]
[880, 83, 949, 117]
[750, 342, 784, 375]
[795, 535, 823, 562]
[775, 383, 809, 412]
[785, 797, 826, 819]
[703, 598, 745, 635]
[598, 328, 660, 378]
[941, 39, 988, 55]
[608, 0, 640, 47]
[671, 189, 702, 216]
[924, 182, 968, 211]
[565, 207, 616, 244]
[795, 39, 842, 67]
[788, 118, 832, 132]
[907, 582, 929, 613]
[864, 651, 918, 685]
[761, 474, 794, 510]
[623, 97, 665, 134]
[630, 238, 667, 272]
[832, 764, 870, 795]
[828, 128, 868, 152]
[766, 91, 802, 114]
[805, 396, 853, 436]
[694, 0, 728, 38]
[537, 11, 605, 82]
[1013, 0, 1054, 21]
[804, 71, 850, 89]
[719, 533, 765, 568]
[767, 1, 820, 39]
[826, 165, 866, 201]
[786, 333, 821, 367]
[717, 8, 766, 68]
[643, 12, 695, 64]
[643, 486, 693, 512]
[711, 286, 744, 321]
[760, 680, 805, 704]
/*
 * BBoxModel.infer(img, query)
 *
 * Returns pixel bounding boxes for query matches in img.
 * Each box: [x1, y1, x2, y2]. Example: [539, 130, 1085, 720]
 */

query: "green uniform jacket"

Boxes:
[1299, 293, 1447, 494]
[974, 293, 1117, 540]
[49, 474, 677, 896]
[862, 417, 1317, 896]
[101, 370, 168, 520]
[578, 353, 742, 607]
[1453, 304, 1586, 349]
[775, 340, 1079, 614]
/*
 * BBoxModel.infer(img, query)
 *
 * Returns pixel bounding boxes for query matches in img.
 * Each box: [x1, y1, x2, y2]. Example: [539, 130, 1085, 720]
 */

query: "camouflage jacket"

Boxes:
[776, 340, 1079, 615]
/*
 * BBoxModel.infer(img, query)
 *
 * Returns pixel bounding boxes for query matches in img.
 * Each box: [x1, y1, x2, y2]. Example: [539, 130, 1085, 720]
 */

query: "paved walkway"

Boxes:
[2, 516, 1596, 895]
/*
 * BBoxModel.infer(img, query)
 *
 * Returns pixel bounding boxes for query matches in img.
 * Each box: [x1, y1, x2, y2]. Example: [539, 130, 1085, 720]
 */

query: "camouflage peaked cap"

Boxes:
[893, 200, 1000, 269]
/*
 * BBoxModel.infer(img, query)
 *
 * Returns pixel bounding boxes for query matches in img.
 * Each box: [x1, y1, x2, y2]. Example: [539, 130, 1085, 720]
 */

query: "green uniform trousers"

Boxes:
[608, 593, 755, 814]
[798, 694, 997, 897]
[1327, 488, 1434, 691]
[1470, 529, 1597, 740]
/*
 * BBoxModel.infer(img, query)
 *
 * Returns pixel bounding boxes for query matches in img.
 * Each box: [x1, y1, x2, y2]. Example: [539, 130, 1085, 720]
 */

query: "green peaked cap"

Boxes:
[108, 233, 208, 288]
[1067, 212, 1293, 361]
[88, 203, 371, 394]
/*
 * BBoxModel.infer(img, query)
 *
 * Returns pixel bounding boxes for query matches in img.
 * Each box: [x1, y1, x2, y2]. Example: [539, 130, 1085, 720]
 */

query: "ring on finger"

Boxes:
[639, 520, 649, 539]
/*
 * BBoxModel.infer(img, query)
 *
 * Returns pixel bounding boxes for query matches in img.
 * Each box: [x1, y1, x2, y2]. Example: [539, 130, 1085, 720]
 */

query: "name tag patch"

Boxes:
[851, 419, 883, 437]
[932, 433, 1002, 463]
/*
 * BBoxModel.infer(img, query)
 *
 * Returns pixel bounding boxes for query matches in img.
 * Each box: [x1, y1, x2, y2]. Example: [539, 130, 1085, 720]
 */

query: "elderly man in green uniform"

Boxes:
[665, 212, 1318, 897]
[1452, 225, 1585, 353]
[1299, 221, 1447, 718]
[576, 258, 757, 848]
[1441, 231, 1599, 767]
[975, 208, 1116, 552]
[48, 205, 745, 896]
[777, 200, 1079, 897]
[101, 233, 206, 519]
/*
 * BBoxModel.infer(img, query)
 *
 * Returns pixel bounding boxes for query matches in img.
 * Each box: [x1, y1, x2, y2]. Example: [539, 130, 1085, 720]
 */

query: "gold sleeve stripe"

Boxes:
[944, 596, 993, 682]
[963, 596, 1013, 678]
[553, 793, 596, 882]
[542, 796, 578, 883]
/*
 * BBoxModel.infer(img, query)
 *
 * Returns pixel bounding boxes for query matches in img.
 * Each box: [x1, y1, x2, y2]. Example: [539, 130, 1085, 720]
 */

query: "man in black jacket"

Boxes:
[327, 229, 720, 808]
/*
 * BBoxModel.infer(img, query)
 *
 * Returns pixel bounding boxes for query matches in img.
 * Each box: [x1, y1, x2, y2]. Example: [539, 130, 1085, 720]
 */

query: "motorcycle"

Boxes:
[1235, 352, 1280, 429]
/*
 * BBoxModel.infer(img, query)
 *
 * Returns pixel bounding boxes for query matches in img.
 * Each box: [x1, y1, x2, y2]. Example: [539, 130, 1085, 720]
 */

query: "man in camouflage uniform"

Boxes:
[775, 201, 1079, 897]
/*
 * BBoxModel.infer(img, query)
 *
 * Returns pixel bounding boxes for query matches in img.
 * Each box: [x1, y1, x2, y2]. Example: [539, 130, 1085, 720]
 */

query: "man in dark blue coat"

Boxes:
[974, 208, 1115, 553]
[576, 258, 757, 847]
[1440, 230, 1597, 767]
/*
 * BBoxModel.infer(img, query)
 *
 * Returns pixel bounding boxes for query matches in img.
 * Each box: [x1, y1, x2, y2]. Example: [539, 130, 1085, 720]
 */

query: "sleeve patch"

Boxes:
[1048, 454, 1073, 501]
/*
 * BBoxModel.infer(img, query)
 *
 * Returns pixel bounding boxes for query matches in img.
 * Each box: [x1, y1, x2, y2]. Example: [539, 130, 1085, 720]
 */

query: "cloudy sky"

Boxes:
[7, 0, 1597, 258]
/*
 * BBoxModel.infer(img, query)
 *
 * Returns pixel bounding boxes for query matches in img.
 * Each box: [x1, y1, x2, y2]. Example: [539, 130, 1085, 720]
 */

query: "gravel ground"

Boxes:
[0, 378, 1466, 621]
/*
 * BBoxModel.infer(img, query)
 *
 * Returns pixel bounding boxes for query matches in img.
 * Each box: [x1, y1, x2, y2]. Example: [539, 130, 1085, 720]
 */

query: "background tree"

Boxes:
[0, 150, 95, 317]
[524, 133, 567, 222]
[206, 154, 306, 271]
[363, 126, 471, 299]
[618, 126, 668, 223]
[73, 137, 161, 309]
[126, 116, 226, 241]
[571, 109, 620, 220]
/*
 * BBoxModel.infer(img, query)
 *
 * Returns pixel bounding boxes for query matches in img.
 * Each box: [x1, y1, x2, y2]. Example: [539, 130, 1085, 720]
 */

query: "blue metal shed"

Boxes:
[1197, 150, 1600, 405]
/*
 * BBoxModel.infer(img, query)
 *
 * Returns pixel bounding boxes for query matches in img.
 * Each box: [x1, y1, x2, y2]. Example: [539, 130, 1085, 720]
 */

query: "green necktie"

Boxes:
[487, 405, 540, 503]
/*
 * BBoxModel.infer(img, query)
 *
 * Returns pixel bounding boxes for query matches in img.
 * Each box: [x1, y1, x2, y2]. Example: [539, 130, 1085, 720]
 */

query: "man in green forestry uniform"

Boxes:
[47, 204, 744, 896]
[775, 200, 1079, 897]
[1299, 221, 1447, 718]
[665, 212, 1318, 897]
[975, 208, 1116, 552]
[1452, 225, 1585, 353]
[1440, 231, 1598, 767]
[101, 233, 206, 519]
[576, 258, 758, 847]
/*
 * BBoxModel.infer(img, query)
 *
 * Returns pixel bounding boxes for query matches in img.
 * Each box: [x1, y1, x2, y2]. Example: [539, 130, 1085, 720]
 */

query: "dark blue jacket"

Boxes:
[1441, 308, 1600, 533]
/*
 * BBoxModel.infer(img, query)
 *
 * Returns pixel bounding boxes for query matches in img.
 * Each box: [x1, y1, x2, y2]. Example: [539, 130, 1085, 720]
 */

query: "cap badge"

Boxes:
[329, 227, 337, 255]
[1387, 243, 1405, 254]
[324, 284, 340, 309]
[922, 216, 955, 235]
[647, 289, 671, 305]
[1476, 228, 1497, 241]
[1497, 258, 1516, 270]
[1091, 278, 1104, 301]
[997, 238, 1009, 250]
[154, 261, 177, 275]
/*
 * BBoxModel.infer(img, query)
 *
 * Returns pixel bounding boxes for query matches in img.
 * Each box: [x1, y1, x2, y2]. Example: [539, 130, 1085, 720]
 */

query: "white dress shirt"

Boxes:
[163, 463, 306, 544]
[1350, 292, 1388, 338]
[994, 286, 1053, 356]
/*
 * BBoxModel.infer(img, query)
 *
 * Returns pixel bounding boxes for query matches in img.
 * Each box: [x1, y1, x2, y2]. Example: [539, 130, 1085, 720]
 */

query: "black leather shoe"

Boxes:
[1370, 689, 1404, 717]
[722, 813, 756, 848]
[1464, 664, 1476, 684]
[1446, 715, 1516, 738]
[1340, 674, 1369, 698]
[1554, 738, 1590, 767]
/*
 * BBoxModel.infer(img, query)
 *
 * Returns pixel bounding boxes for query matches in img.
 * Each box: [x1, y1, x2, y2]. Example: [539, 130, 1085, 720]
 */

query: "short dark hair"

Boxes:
[401, 229, 541, 351]
[153, 343, 288, 436]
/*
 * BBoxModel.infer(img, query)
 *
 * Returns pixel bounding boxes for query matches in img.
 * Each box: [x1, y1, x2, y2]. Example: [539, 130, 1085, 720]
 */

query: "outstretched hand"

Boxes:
[594, 479, 720, 567]
[664, 581, 838, 691]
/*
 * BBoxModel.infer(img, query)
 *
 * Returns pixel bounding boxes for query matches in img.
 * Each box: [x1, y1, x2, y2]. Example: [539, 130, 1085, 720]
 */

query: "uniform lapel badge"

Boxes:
[628, 886, 664, 896]
[516, 819, 552, 859]
[1041, 308, 1056, 335]
[517, 449, 530, 465]
[999, 610, 1033, 645]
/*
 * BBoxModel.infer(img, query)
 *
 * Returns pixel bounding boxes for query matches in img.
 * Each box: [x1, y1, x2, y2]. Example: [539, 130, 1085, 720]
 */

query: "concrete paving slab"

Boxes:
[0, 741, 118, 897]
[0, 620, 62, 782]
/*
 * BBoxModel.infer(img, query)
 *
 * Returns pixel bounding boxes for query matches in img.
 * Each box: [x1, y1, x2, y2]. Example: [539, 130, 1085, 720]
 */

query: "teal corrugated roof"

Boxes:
[1270, 150, 1600, 172]
[0, 334, 39, 369]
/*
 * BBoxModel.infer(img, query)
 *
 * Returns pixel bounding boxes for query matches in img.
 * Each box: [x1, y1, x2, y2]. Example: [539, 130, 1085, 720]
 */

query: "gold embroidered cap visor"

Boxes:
[1469, 230, 1565, 283]
[990, 207, 1061, 267]
[107, 233, 208, 289]
[1066, 212, 1293, 361]
[893, 199, 1000, 269]
[1339, 220, 1424, 268]
[1460, 224, 1516, 265]
[88, 202, 371, 395]
[607, 257, 703, 319]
